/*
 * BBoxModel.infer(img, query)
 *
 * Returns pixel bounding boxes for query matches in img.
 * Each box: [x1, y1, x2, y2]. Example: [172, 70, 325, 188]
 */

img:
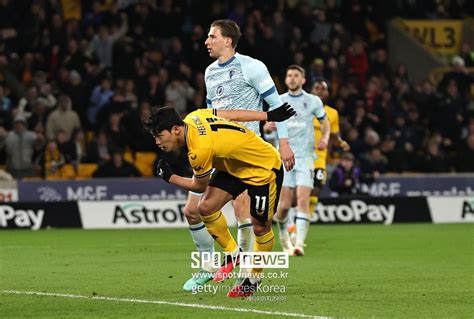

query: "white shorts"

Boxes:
[282, 156, 314, 189]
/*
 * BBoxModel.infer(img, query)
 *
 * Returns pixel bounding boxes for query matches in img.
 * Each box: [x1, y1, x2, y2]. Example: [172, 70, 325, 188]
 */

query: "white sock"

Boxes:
[237, 219, 253, 252]
[189, 222, 215, 272]
[295, 211, 310, 247]
[277, 214, 289, 240]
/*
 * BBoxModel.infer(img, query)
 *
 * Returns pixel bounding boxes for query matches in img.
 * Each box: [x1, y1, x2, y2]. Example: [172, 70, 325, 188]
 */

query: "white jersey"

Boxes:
[205, 53, 281, 134]
[280, 90, 326, 158]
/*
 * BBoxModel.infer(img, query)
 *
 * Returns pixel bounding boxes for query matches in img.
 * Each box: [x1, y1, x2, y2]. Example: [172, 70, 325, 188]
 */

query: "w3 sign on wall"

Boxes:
[402, 20, 462, 55]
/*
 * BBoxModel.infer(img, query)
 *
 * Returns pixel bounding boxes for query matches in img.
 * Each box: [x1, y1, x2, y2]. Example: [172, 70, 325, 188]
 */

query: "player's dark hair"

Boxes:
[144, 106, 184, 136]
[286, 64, 305, 77]
[211, 19, 241, 48]
[313, 78, 331, 92]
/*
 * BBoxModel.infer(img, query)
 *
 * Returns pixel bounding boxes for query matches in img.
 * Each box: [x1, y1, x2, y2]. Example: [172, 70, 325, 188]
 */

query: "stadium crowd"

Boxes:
[0, 0, 472, 180]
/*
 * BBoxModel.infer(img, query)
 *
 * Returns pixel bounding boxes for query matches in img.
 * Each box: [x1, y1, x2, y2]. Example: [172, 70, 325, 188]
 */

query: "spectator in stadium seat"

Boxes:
[423, 141, 449, 173]
[329, 152, 371, 196]
[165, 76, 195, 116]
[436, 81, 466, 143]
[61, 128, 87, 165]
[46, 94, 81, 141]
[438, 56, 472, 98]
[0, 84, 13, 129]
[103, 112, 128, 151]
[460, 42, 474, 67]
[360, 148, 388, 177]
[87, 13, 128, 69]
[456, 134, 474, 172]
[92, 149, 141, 178]
[86, 130, 112, 165]
[346, 40, 369, 86]
[63, 70, 89, 127]
[126, 101, 155, 152]
[88, 77, 114, 127]
[0, 115, 44, 179]
[36, 139, 66, 178]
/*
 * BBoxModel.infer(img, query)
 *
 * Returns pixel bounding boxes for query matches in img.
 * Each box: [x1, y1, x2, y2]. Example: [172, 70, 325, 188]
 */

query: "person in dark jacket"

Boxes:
[92, 149, 141, 178]
[329, 152, 372, 196]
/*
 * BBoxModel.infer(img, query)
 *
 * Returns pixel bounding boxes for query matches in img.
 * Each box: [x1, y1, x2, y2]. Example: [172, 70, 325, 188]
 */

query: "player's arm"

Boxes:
[243, 59, 295, 171]
[330, 133, 350, 151]
[214, 103, 295, 122]
[262, 89, 295, 171]
[318, 116, 330, 150]
[169, 174, 210, 193]
[156, 159, 210, 193]
[313, 96, 330, 150]
[328, 109, 350, 151]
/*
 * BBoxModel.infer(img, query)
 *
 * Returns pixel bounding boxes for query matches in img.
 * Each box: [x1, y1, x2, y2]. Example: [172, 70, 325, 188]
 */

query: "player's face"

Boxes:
[154, 128, 179, 152]
[205, 27, 230, 58]
[285, 69, 305, 91]
[312, 82, 329, 101]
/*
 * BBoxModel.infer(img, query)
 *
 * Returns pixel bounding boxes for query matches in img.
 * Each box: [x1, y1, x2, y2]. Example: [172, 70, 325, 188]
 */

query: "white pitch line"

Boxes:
[2, 290, 332, 319]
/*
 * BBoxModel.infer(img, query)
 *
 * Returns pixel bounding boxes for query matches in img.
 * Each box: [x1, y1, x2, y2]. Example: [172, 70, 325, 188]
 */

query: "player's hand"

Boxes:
[156, 159, 173, 182]
[267, 103, 296, 122]
[263, 121, 277, 134]
[340, 140, 350, 151]
[317, 138, 328, 150]
[278, 139, 295, 171]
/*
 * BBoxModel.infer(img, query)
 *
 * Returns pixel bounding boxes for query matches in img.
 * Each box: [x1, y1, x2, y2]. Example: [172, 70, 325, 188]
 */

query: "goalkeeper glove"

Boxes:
[267, 103, 296, 122]
[156, 159, 173, 182]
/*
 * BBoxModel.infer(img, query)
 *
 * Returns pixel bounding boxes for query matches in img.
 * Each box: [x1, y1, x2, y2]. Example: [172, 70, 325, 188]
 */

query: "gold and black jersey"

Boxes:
[183, 109, 281, 186]
[314, 105, 341, 169]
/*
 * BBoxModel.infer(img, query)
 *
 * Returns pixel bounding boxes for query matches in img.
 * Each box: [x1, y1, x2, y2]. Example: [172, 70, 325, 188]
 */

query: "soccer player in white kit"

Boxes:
[182, 19, 295, 291]
[273, 65, 330, 256]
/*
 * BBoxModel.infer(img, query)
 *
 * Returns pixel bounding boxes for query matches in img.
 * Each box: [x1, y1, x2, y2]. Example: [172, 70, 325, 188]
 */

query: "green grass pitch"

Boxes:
[1, 224, 473, 318]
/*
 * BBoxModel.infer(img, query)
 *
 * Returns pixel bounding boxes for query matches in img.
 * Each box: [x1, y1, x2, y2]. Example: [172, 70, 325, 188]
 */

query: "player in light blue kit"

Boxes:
[182, 19, 295, 292]
[273, 65, 330, 256]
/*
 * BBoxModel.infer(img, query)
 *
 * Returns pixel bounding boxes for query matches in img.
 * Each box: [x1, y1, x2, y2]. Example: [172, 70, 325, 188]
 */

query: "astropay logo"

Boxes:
[315, 200, 395, 224]
[0, 205, 44, 230]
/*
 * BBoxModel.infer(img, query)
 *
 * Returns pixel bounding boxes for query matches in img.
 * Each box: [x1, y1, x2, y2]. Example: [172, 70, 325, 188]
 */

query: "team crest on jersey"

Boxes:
[303, 102, 308, 109]
[216, 85, 224, 96]
[192, 116, 202, 125]
[229, 70, 235, 79]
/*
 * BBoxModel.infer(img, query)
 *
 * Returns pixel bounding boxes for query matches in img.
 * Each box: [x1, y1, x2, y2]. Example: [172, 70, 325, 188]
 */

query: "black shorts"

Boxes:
[313, 168, 327, 189]
[209, 167, 283, 223]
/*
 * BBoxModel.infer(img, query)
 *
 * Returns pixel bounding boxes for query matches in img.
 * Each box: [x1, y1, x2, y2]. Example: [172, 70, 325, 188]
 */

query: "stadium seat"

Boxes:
[77, 163, 98, 178]
[124, 151, 134, 163]
[134, 152, 157, 177]
[59, 164, 77, 178]
[85, 131, 95, 144]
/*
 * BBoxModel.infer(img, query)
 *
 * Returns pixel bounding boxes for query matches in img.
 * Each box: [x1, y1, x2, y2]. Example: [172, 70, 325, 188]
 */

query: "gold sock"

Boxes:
[309, 196, 318, 216]
[251, 229, 275, 276]
[201, 211, 238, 253]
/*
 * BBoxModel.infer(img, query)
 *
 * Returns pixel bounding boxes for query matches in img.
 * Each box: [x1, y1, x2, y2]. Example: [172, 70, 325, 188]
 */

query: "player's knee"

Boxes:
[196, 200, 213, 217]
[252, 221, 271, 237]
[184, 204, 200, 224]
[233, 197, 249, 220]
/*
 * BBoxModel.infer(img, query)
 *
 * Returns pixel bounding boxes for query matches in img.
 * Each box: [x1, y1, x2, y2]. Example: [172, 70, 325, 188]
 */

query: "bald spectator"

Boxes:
[46, 95, 81, 140]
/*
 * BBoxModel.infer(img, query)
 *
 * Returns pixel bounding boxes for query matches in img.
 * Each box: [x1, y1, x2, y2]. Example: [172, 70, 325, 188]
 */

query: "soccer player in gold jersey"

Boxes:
[310, 80, 350, 213]
[145, 104, 295, 298]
